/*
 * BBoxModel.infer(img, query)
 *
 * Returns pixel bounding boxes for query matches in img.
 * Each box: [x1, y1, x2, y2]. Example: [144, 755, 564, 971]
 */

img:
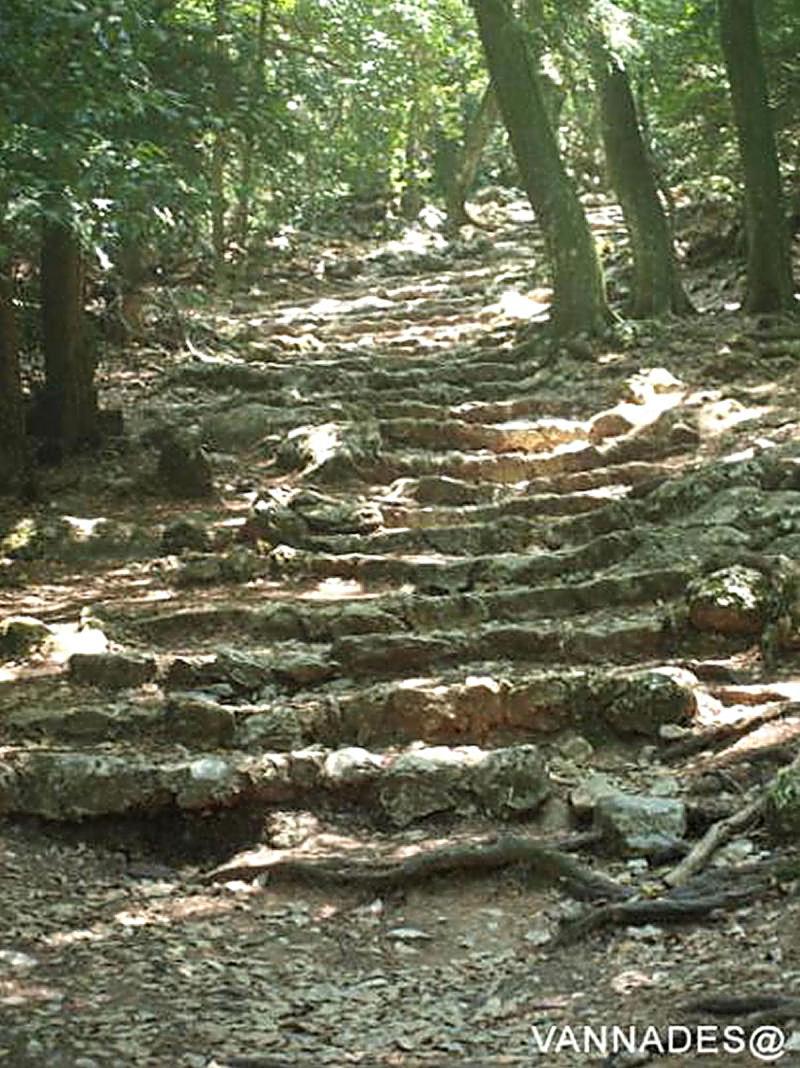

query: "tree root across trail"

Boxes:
[203, 831, 630, 902]
[203, 791, 799, 949]
[558, 851, 800, 947]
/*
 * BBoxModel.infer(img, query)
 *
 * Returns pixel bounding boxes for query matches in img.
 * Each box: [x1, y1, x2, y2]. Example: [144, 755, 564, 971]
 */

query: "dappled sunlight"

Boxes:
[488, 288, 551, 320]
[45, 622, 108, 664]
[3, 0, 800, 1059]
[0, 979, 62, 1008]
[298, 577, 366, 600]
[696, 396, 771, 438]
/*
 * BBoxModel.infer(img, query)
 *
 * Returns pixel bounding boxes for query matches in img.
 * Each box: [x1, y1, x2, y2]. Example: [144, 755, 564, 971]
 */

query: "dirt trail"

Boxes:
[2, 201, 800, 1066]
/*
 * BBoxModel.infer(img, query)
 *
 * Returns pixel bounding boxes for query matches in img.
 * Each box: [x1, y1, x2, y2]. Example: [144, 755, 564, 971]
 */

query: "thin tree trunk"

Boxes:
[469, 0, 610, 336]
[0, 232, 25, 492]
[594, 43, 693, 317]
[718, 0, 795, 313]
[211, 0, 229, 284]
[234, 0, 269, 247]
[633, 72, 677, 229]
[400, 109, 424, 221]
[118, 239, 147, 337]
[40, 211, 98, 455]
[444, 85, 500, 228]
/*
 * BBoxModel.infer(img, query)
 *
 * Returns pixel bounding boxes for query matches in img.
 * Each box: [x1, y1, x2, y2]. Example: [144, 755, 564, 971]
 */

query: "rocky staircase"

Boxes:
[3, 202, 800, 864]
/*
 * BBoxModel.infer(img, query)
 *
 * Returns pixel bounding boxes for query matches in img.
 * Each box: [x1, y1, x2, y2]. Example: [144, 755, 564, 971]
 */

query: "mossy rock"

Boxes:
[765, 761, 800, 841]
[0, 616, 52, 660]
[687, 565, 770, 636]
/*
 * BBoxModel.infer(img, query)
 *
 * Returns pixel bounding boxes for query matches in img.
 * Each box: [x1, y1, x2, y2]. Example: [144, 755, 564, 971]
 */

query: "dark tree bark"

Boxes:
[718, 0, 795, 313]
[117, 239, 148, 337]
[233, 0, 270, 248]
[0, 238, 25, 493]
[211, 0, 230, 284]
[469, 0, 611, 336]
[40, 213, 98, 455]
[400, 120, 424, 222]
[594, 44, 693, 317]
[442, 84, 500, 229]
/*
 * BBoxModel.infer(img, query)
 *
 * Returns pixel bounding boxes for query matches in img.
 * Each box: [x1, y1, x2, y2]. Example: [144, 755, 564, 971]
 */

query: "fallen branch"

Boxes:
[665, 794, 764, 887]
[203, 831, 627, 902]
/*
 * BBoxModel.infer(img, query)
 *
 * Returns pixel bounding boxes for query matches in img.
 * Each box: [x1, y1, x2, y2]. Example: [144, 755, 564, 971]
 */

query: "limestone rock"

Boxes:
[333, 634, 457, 677]
[765, 758, 800, 841]
[14, 752, 169, 819]
[569, 773, 623, 819]
[154, 428, 214, 499]
[323, 747, 385, 787]
[174, 549, 264, 587]
[276, 419, 382, 484]
[173, 755, 242, 810]
[163, 694, 236, 747]
[379, 743, 549, 827]
[69, 652, 157, 690]
[161, 519, 211, 555]
[203, 403, 281, 450]
[687, 565, 770, 636]
[241, 497, 310, 548]
[235, 708, 304, 750]
[174, 555, 224, 586]
[272, 653, 336, 689]
[165, 650, 272, 694]
[379, 746, 482, 826]
[470, 744, 550, 817]
[0, 761, 18, 815]
[600, 670, 697, 737]
[290, 489, 383, 535]
[593, 793, 687, 857]
[0, 616, 52, 660]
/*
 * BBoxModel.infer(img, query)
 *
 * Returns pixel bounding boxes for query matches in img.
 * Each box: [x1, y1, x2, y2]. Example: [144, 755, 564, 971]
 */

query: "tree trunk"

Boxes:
[40, 214, 98, 455]
[400, 110, 424, 222]
[211, 0, 230, 285]
[118, 239, 148, 337]
[718, 0, 795, 313]
[0, 236, 25, 493]
[234, 0, 269, 248]
[469, 0, 610, 336]
[444, 85, 500, 229]
[594, 44, 693, 317]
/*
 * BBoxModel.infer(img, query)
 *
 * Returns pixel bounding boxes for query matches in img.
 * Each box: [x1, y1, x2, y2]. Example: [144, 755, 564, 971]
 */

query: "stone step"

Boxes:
[0, 740, 550, 828]
[378, 417, 584, 454]
[354, 432, 691, 487]
[330, 610, 676, 677]
[124, 540, 676, 645]
[305, 514, 537, 556]
[274, 544, 689, 608]
[169, 343, 550, 397]
[378, 489, 618, 529]
[1, 664, 699, 751]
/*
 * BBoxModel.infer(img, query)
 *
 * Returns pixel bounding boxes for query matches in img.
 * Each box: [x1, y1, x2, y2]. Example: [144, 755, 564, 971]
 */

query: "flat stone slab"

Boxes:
[0, 742, 551, 826]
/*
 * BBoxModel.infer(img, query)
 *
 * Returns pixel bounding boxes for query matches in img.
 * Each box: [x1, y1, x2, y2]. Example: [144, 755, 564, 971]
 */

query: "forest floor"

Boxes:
[2, 195, 800, 1067]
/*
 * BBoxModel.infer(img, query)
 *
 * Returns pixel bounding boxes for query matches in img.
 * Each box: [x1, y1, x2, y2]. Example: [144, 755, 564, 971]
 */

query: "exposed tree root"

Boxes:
[665, 702, 798, 761]
[554, 877, 770, 947]
[665, 795, 764, 887]
[203, 831, 627, 902]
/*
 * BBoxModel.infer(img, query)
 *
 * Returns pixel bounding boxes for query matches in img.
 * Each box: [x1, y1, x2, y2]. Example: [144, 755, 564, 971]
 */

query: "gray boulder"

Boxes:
[594, 793, 687, 857]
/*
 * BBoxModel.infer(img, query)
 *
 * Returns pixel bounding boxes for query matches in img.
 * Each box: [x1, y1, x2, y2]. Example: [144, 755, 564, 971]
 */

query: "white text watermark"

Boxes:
[530, 1024, 785, 1061]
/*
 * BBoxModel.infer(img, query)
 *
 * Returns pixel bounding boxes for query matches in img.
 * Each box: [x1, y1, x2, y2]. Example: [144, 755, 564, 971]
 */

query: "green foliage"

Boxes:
[1, 0, 797, 279]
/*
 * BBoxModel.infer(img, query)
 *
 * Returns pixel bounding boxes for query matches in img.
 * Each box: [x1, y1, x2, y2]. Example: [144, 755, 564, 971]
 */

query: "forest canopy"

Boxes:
[0, 0, 798, 486]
